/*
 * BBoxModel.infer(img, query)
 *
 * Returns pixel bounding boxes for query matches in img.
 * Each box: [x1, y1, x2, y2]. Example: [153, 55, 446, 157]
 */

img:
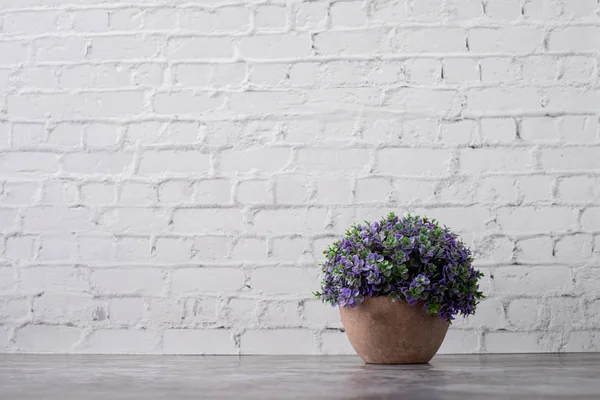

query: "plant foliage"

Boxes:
[314, 213, 485, 322]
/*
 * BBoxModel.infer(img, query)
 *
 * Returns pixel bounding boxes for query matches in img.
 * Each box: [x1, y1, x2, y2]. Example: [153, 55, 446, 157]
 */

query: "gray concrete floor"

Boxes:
[1, 354, 599, 399]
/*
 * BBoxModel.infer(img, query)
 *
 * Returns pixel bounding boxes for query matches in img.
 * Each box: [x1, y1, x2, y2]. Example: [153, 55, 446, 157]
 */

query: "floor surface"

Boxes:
[1, 354, 599, 399]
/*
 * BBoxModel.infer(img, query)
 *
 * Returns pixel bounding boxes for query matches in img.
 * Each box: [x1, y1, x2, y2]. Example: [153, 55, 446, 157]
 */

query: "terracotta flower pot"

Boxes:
[339, 296, 449, 364]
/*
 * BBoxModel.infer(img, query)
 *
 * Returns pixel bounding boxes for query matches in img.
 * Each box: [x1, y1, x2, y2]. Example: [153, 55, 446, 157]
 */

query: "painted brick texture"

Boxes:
[0, 0, 599, 355]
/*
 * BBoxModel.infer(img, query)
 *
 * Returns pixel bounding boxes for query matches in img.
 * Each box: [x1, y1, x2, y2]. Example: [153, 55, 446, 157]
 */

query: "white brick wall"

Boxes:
[0, 0, 599, 355]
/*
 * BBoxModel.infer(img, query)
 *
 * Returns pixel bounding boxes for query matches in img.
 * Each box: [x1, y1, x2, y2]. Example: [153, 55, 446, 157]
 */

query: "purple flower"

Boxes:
[315, 213, 485, 323]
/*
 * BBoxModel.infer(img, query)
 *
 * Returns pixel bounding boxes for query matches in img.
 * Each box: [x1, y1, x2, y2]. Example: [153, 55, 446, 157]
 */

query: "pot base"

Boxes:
[339, 297, 449, 364]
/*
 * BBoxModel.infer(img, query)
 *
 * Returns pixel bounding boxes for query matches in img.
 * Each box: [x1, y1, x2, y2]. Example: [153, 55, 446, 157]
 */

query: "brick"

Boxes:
[355, 178, 392, 203]
[63, 153, 133, 174]
[85, 124, 119, 147]
[438, 330, 480, 354]
[469, 27, 544, 53]
[271, 237, 309, 262]
[115, 237, 151, 261]
[220, 148, 291, 174]
[507, 299, 541, 330]
[516, 236, 554, 263]
[38, 236, 77, 261]
[443, 58, 479, 83]
[255, 5, 287, 30]
[440, 120, 476, 144]
[385, 88, 457, 114]
[314, 30, 389, 55]
[153, 91, 226, 114]
[394, 28, 467, 53]
[461, 148, 531, 173]
[575, 268, 600, 294]
[522, 56, 558, 83]
[226, 298, 259, 328]
[549, 27, 600, 52]
[12, 123, 45, 147]
[139, 150, 210, 174]
[175, 63, 246, 88]
[236, 180, 272, 204]
[314, 176, 353, 204]
[0, 153, 59, 174]
[520, 117, 559, 142]
[91, 268, 162, 296]
[0, 267, 16, 292]
[480, 57, 519, 82]
[303, 300, 342, 329]
[321, 330, 354, 355]
[523, 0, 562, 19]
[241, 329, 314, 354]
[466, 88, 541, 111]
[540, 148, 600, 171]
[153, 237, 192, 263]
[5, 235, 36, 260]
[240, 34, 310, 58]
[35, 293, 105, 324]
[485, 332, 541, 353]
[163, 329, 237, 354]
[275, 174, 312, 204]
[414, 206, 491, 233]
[15, 325, 82, 353]
[294, 2, 327, 29]
[562, 56, 595, 81]
[0, 297, 29, 321]
[263, 301, 301, 327]
[478, 176, 517, 203]
[331, 2, 367, 27]
[20, 266, 88, 294]
[1, 182, 39, 206]
[119, 182, 156, 205]
[0, 41, 29, 65]
[485, 0, 521, 20]
[581, 208, 600, 231]
[378, 148, 450, 176]
[252, 267, 318, 294]
[108, 298, 143, 324]
[89, 35, 158, 60]
[23, 207, 94, 233]
[555, 234, 593, 262]
[480, 118, 517, 143]
[560, 116, 599, 144]
[81, 182, 114, 205]
[83, 329, 159, 354]
[102, 207, 170, 234]
[231, 238, 267, 261]
[497, 207, 574, 233]
[7, 91, 145, 118]
[517, 175, 553, 203]
[227, 90, 305, 114]
[197, 179, 232, 204]
[180, 7, 250, 33]
[546, 88, 600, 113]
[548, 297, 584, 329]
[475, 236, 513, 264]
[42, 181, 78, 205]
[173, 209, 243, 233]
[494, 266, 571, 295]
[167, 37, 235, 60]
[71, 9, 109, 32]
[252, 208, 326, 234]
[35, 37, 87, 62]
[172, 268, 245, 293]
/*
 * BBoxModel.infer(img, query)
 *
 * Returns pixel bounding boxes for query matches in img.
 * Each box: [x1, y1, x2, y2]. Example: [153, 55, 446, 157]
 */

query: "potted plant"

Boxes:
[315, 213, 484, 364]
